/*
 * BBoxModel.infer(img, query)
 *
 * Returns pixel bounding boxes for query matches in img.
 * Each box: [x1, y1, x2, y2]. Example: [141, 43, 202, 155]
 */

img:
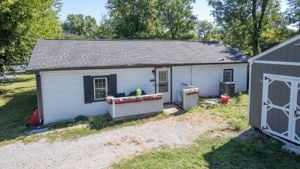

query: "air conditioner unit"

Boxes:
[220, 82, 235, 96]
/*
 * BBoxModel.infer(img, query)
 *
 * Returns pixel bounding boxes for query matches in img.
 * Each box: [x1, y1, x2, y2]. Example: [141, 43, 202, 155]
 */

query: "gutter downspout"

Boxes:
[112, 100, 115, 118]
[36, 72, 44, 124]
[190, 66, 193, 85]
[247, 60, 253, 125]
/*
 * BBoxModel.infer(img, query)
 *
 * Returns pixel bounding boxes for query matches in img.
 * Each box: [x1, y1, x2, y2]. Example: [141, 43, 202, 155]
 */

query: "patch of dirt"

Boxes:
[145, 138, 154, 143]
[0, 112, 226, 169]
[104, 141, 121, 146]
[208, 127, 260, 140]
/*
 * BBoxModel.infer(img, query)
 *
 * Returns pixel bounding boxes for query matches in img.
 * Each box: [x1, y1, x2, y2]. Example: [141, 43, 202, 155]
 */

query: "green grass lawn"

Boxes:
[113, 131, 300, 169]
[196, 94, 249, 131]
[0, 74, 36, 143]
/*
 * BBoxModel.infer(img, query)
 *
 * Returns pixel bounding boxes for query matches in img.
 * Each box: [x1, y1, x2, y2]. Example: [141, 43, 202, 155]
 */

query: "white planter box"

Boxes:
[107, 93, 163, 120]
[182, 87, 199, 110]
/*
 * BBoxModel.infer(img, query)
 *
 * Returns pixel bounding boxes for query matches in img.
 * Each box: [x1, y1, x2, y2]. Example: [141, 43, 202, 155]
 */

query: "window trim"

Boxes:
[223, 69, 234, 82]
[93, 76, 108, 101]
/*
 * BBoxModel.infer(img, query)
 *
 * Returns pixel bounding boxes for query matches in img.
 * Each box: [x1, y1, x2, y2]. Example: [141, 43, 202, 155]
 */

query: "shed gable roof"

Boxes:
[250, 35, 300, 62]
[27, 40, 248, 71]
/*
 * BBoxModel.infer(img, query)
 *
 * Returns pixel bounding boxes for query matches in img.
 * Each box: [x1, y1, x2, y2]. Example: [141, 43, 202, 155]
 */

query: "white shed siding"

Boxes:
[40, 68, 155, 124]
[172, 64, 248, 100]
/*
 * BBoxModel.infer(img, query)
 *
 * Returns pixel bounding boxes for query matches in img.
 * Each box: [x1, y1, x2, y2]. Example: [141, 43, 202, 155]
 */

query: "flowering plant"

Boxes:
[106, 94, 163, 104]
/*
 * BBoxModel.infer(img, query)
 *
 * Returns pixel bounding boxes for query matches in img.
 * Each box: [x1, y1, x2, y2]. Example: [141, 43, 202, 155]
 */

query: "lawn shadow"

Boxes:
[0, 76, 33, 85]
[203, 128, 300, 169]
[0, 90, 36, 142]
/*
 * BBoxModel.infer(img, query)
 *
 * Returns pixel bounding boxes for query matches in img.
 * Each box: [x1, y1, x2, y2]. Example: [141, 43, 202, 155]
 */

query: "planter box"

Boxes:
[182, 87, 199, 110]
[107, 93, 163, 120]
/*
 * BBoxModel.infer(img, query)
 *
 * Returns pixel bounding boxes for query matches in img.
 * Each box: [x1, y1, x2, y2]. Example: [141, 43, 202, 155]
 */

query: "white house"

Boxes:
[27, 40, 248, 124]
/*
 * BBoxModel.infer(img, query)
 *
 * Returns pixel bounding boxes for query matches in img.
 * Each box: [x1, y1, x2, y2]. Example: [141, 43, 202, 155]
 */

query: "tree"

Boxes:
[97, 16, 115, 39]
[0, 0, 62, 70]
[260, 1, 297, 50]
[106, 0, 161, 39]
[260, 26, 296, 50]
[251, 0, 269, 55]
[158, 0, 197, 39]
[196, 20, 214, 40]
[208, 28, 224, 41]
[285, 0, 300, 32]
[106, 0, 196, 39]
[208, 0, 283, 55]
[84, 16, 98, 38]
[63, 14, 98, 38]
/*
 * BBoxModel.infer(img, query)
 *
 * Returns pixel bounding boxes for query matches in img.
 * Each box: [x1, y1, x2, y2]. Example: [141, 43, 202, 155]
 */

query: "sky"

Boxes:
[59, 0, 288, 23]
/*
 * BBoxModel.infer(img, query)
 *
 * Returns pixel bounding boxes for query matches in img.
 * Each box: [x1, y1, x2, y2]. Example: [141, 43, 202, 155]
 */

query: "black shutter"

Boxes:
[83, 76, 93, 103]
[108, 74, 117, 97]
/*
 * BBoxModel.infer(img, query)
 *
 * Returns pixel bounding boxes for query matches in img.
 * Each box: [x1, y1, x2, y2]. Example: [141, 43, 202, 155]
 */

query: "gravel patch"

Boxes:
[0, 113, 225, 169]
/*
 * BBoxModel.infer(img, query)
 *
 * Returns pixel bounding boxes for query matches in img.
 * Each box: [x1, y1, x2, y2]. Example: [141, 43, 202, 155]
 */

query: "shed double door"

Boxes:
[262, 74, 300, 144]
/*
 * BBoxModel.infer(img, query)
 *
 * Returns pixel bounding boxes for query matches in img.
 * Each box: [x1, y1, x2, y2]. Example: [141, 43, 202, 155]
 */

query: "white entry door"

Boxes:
[261, 74, 300, 144]
[156, 68, 171, 103]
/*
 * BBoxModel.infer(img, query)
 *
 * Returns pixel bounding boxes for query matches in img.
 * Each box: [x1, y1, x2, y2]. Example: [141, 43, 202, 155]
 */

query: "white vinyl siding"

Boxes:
[40, 63, 248, 124]
[172, 64, 248, 99]
[40, 68, 155, 124]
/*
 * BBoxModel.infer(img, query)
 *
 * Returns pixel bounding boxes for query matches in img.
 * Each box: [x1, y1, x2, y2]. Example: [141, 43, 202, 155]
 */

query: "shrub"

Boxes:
[89, 116, 109, 130]
[74, 115, 88, 123]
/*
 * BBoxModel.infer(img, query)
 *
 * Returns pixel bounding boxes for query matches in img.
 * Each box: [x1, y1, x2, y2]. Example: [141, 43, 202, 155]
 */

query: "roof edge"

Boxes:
[249, 35, 300, 62]
[27, 61, 248, 72]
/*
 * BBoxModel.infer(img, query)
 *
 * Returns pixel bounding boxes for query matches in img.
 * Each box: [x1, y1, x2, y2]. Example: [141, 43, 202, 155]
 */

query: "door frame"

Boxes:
[261, 73, 300, 144]
[156, 67, 171, 103]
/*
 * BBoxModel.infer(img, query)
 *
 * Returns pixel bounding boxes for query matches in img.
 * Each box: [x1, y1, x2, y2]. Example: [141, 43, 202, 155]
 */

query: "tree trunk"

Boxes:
[0, 53, 6, 82]
[251, 0, 259, 56]
[251, 0, 268, 56]
[171, 25, 178, 39]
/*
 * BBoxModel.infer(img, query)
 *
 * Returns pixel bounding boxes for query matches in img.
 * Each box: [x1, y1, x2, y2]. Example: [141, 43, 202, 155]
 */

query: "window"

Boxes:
[158, 71, 168, 92]
[93, 77, 108, 100]
[223, 69, 233, 82]
[84, 74, 117, 104]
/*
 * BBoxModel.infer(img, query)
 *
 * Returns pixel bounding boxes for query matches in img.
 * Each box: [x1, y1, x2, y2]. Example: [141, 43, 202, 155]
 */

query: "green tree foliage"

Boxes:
[196, 20, 214, 40]
[208, 0, 289, 55]
[260, 1, 297, 50]
[158, 0, 197, 39]
[260, 27, 296, 50]
[63, 14, 98, 39]
[0, 0, 62, 69]
[208, 28, 224, 41]
[106, 0, 161, 39]
[285, 0, 300, 32]
[97, 16, 115, 39]
[106, 0, 196, 39]
[195, 20, 223, 41]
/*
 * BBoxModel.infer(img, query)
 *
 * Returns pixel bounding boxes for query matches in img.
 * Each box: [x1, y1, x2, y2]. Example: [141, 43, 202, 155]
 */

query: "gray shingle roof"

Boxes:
[27, 40, 248, 71]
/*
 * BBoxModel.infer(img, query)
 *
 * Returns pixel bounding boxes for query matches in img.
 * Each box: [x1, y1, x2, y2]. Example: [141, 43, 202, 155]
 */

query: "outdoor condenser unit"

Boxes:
[220, 82, 235, 96]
